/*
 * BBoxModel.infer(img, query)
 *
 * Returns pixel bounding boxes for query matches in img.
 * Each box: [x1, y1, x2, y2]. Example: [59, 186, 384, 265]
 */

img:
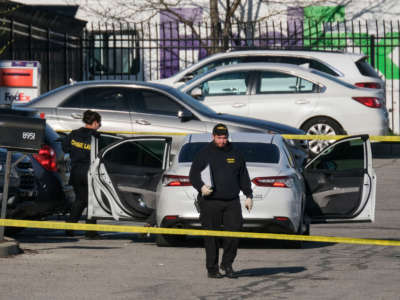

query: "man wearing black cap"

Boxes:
[189, 123, 253, 279]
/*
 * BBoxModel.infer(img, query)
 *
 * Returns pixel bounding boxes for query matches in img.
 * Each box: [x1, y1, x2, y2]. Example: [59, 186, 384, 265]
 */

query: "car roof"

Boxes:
[185, 132, 278, 144]
[64, 80, 177, 92]
[205, 49, 365, 62]
[213, 62, 312, 73]
[181, 62, 359, 90]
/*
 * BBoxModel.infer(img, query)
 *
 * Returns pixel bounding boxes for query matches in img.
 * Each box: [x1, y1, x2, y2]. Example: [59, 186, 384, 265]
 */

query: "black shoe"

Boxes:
[220, 265, 238, 278]
[207, 271, 223, 279]
[65, 230, 74, 237]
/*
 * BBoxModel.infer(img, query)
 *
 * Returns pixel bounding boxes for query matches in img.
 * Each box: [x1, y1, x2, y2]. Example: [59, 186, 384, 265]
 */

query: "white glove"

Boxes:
[245, 197, 253, 212]
[201, 185, 213, 196]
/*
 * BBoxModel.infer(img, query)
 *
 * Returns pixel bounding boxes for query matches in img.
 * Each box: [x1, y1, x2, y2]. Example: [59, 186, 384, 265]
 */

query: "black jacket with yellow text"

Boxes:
[189, 142, 253, 200]
[62, 127, 99, 171]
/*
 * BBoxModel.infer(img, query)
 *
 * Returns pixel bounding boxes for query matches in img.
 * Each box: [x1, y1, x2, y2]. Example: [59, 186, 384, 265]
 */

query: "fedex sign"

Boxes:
[4, 91, 32, 103]
[0, 60, 41, 105]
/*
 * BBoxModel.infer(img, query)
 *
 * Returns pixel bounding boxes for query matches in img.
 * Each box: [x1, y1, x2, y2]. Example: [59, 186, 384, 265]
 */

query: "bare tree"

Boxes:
[66, 0, 398, 54]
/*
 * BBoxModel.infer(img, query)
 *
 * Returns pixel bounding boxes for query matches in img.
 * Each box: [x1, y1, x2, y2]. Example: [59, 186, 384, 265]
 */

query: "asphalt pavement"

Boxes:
[0, 158, 400, 299]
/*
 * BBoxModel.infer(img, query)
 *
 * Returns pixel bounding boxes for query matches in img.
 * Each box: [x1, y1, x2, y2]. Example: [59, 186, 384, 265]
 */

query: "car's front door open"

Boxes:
[88, 136, 171, 221]
[304, 135, 376, 223]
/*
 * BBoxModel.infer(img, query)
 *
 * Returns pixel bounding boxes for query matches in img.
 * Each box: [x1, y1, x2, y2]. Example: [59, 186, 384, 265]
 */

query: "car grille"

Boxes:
[16, 160, 35, 190]
[19, 174, 35, 190]
[17, 161, 33, 169]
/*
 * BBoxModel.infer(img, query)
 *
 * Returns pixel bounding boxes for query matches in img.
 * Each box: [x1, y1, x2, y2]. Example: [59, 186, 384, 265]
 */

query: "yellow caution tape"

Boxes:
[1, 219, 400, 247]
[56, 130, 400, 142]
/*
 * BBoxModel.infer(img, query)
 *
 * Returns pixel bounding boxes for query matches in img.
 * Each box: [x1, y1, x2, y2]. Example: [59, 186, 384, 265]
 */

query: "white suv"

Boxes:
[179, 63, 388, 154]
[154, 49, 384, 92]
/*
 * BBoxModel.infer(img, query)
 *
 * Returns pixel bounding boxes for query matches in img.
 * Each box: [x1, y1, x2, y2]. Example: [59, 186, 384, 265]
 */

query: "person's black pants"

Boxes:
[199, 198, 243, 272]
[68, 167, 96, 227]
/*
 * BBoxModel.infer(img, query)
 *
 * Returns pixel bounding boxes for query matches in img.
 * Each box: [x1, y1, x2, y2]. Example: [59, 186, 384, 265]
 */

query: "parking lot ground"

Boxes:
[1, 159, 400, 300]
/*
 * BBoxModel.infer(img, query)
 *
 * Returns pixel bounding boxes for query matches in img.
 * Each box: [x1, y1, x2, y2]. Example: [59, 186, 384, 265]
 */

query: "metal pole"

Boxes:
[0, 151, 12, 240]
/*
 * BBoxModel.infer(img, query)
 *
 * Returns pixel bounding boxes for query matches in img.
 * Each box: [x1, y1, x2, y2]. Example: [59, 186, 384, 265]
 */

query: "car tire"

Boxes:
[301, 117, 344, 156]
[284, 203, 310, 249]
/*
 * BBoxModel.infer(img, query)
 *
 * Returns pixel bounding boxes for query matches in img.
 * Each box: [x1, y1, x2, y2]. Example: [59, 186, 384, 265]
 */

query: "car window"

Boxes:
[281, 143, 295, 168]
[61, 87, 131, 111]
[356, 58, 380, 78]
[198, 72, 250, 97]
[132, 90, 185, 116]
[179, 142, 280, 163]
[310, 69, 357, 89]
[167, 86, 217, 116]
[241, 56, 339, 76]
[190, 58, 242, 78]
[307, 139, 364, 171]
[98, 135, 123, 151]
[103, 140, 164, 169]
[258, 71, 315, 94]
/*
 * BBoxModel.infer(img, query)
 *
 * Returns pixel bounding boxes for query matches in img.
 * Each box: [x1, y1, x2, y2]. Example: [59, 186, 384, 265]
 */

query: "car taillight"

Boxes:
[355, 82, 381, 89]
[352, 97, 382, 108]
[33, 145, 58, 172]
[252, 176, 293, 188]
[163, 175, 192, 186]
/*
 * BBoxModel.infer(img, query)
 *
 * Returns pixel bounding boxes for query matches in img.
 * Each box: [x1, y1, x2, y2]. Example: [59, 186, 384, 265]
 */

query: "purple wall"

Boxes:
[159, 8, 203, 78]
[159, 7, 305, 77]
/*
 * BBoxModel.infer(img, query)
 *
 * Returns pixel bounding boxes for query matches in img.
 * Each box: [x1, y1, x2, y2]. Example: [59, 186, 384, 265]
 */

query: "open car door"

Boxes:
[88, 134, 172, 221]
[304, 135, 376, 223]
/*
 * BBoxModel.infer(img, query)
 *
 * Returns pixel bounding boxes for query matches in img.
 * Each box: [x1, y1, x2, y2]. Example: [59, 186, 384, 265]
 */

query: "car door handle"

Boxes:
[71, 113, 83, 119]
[232, 103, 246, 108]
[136, 119, 151, 125]
[295, 99, 310, 104]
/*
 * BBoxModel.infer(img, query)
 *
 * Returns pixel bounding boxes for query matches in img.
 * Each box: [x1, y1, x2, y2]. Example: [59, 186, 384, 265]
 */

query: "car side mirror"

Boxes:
[190, 87, 203, 100]
[177, 110, 194, 122]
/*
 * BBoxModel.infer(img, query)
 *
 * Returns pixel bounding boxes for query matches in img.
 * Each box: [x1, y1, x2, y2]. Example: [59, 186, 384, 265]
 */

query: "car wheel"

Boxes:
[301, 117, 344, 156]
[284, 205, 310, 249]
[156, 233, 185, 247]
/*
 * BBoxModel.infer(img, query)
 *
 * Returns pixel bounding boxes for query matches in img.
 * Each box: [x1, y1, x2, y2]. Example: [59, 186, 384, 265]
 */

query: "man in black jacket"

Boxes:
[62, 110, 101, 238]
[189, 124, 253, 278]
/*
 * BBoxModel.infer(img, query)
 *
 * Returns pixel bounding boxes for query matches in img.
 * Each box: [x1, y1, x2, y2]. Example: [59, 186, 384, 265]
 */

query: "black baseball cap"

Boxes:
[212, 123, 229, 136]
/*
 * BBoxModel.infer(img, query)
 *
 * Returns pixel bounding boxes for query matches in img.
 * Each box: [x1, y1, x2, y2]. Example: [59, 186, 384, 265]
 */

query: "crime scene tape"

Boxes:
[56, 130, 400, 142]
[1, 219, 400, 247]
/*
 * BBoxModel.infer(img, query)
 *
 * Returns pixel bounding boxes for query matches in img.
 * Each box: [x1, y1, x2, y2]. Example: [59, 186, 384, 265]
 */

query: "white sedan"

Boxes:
[86, 132, 376, 247]
[179, 63, 389, 154]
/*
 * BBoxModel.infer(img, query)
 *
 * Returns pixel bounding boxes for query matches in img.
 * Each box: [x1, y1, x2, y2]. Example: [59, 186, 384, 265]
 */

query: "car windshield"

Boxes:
[178, 68, 216, 91]
[176, 53, 220, 76]
[310, 69, 356, 89]
[166, 86, 216, 116]
[179, 142, 280, 163]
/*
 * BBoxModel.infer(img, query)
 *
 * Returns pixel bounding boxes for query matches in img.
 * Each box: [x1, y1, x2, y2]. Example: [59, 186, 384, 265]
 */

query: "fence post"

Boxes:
[47, 27, 51, 92]
[10, 19, 14, 60]
[370, 34, 375, 68]
[64, 32, 68, 84]
[29, 23, 32, 60]
[81, 29, 85, 81]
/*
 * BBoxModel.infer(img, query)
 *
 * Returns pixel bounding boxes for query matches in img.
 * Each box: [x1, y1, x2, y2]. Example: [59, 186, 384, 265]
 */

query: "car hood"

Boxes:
[209, 113, 304, 134]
